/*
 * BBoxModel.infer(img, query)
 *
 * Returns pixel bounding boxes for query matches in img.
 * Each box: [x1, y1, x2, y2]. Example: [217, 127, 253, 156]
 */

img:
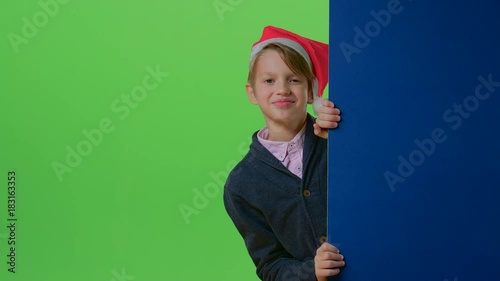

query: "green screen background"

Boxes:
[0, 1, 328, 280]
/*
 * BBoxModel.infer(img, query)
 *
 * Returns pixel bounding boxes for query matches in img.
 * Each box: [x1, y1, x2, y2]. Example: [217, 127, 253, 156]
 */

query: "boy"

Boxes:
[223, 26, 344, 281]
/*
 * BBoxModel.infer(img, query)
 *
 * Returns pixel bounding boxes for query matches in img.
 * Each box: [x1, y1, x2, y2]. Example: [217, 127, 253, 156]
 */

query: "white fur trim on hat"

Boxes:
[250, 38, 312, 68]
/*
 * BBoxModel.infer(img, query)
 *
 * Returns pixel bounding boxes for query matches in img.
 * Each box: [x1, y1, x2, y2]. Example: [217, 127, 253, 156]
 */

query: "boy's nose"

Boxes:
[274, 81, 290, 95]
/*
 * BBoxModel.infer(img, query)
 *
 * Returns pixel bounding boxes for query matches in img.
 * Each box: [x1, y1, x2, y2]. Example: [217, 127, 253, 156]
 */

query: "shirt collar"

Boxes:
[257, 122, 306, 162]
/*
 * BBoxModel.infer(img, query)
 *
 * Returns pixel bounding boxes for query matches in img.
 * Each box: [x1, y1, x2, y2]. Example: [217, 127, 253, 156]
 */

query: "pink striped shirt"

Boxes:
[257, 124, 306, 179]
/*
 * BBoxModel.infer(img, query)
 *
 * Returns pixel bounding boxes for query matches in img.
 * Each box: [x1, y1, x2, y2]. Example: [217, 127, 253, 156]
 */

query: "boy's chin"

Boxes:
[268, 110, 307, 120]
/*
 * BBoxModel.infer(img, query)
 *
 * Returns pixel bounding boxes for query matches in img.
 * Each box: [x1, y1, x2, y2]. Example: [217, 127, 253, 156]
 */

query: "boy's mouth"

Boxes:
[272, 99, 295, 107]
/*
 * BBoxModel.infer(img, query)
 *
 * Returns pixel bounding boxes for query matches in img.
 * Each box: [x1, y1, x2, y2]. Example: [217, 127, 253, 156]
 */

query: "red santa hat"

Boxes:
[249, 25, 329, 114]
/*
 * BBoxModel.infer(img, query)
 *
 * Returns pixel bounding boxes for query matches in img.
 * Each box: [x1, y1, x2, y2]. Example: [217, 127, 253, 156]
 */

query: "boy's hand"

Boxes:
[313, 99, 341, 139]
[314, 242, 345, 281]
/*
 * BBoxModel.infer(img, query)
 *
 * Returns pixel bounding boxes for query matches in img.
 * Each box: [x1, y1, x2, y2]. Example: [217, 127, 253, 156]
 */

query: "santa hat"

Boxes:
[249, 25, 329, 115]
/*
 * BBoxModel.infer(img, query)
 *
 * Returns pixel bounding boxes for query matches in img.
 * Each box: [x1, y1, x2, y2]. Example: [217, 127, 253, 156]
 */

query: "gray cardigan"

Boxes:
[224, 114, 328, 281]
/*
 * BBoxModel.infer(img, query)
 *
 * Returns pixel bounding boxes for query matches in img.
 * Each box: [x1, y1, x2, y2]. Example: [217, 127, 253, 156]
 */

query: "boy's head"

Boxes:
[247, 43, 315, 102]
[246, 26, 329, 115]
[245, 44, 313, 124]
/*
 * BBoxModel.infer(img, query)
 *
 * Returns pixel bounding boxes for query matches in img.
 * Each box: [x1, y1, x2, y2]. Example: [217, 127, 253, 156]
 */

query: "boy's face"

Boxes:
[246, 50, 312, 128]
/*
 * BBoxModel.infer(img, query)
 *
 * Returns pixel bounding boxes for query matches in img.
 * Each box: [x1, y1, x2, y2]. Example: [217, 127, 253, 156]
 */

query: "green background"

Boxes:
[0, 0, 328, 280]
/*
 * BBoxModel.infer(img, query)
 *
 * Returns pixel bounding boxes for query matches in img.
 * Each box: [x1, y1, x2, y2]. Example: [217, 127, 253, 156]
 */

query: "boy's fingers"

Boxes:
[317, 259, 346, 269]
[316, 268, 341, 277]
[316, 120, 339, 129]
[321, 99, 335, 108]
[322, 252, 344, 261]
[317, 242, 340, 254]
[319, 107, 340, 117]
[318, 112, 341, 122]
[320, 106, 340, 114]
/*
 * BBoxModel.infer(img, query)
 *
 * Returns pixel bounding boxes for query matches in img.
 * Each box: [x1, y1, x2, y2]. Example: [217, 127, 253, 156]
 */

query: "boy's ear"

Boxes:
[246, 83, 258, 105]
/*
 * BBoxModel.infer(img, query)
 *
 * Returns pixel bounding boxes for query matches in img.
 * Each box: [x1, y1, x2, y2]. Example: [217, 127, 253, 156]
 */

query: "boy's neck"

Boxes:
[265, 115, 307, 142]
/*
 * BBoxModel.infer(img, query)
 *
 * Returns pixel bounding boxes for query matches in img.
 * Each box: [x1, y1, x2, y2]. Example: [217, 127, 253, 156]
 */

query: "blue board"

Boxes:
[328, 0, 500, 280]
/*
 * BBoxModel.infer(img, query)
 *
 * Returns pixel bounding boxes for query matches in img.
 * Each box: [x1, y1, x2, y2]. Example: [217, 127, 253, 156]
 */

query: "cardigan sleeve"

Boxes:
[223, 188, 317, 281]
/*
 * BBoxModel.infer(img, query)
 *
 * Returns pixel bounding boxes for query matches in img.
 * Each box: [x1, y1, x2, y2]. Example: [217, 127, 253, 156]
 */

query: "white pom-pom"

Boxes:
[311, 78, 323, 115]
[312, 95, 323, 115]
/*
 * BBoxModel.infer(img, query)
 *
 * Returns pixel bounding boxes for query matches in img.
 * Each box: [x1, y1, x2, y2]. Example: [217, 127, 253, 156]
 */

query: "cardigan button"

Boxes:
[319, 236, 327, 244]
[303, 189, 311, 197]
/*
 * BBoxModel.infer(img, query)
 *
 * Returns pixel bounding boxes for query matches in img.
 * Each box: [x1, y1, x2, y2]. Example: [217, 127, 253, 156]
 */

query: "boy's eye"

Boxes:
[290, 79, 301, 83]
[264, 79, 274, 83]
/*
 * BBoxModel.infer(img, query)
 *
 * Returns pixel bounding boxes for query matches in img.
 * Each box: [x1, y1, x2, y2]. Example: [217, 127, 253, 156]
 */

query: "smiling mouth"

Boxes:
[272, 100, 295, 107]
